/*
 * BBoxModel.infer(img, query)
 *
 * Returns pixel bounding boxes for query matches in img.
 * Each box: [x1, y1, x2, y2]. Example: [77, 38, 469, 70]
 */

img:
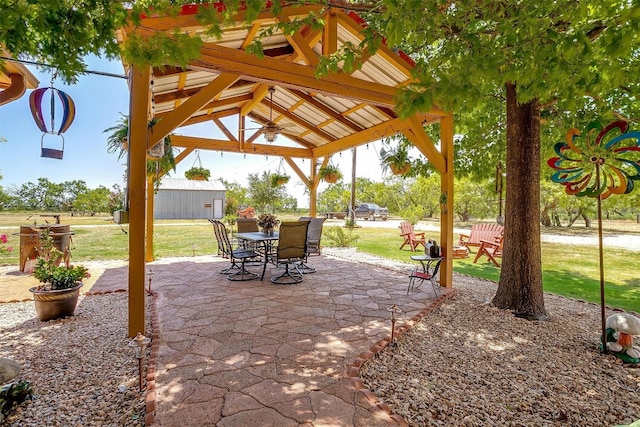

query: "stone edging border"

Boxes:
[144, 290, 159, 426]
[346, 289, 458, 426]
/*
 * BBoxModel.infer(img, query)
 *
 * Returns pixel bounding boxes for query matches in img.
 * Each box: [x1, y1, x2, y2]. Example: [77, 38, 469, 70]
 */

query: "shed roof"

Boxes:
[158, 177, 226, 191]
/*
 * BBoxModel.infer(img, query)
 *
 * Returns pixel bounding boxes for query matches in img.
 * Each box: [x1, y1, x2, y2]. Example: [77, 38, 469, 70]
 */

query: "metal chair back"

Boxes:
[237, 218, 259, 233]
[306, 217, 326, 256]
[209, 219, 232, 258]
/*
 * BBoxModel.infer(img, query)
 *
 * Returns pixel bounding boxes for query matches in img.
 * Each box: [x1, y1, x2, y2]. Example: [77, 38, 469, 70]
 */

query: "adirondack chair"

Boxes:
[399, 221, 426, 252]
[458, 223, 504, 251]
[473, 235, 504, 267]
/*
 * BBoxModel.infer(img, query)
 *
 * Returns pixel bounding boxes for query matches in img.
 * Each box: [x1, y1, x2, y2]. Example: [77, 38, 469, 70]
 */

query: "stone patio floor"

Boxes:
[0, 253, 452, 426]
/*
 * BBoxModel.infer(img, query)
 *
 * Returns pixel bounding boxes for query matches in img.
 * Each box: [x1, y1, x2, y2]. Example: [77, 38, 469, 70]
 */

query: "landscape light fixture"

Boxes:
[128, 332, 151, 391]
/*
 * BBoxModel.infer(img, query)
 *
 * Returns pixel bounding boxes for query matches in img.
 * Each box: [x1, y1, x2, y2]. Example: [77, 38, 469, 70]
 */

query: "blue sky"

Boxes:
[0, 55, 388, 208]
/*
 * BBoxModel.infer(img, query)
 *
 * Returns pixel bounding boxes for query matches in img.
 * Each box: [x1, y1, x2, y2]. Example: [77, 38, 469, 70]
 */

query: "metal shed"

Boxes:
[154, 178, 225, 220]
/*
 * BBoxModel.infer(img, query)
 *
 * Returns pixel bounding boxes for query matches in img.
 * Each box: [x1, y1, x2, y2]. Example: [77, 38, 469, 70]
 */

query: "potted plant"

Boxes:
[270, 173, 290, 188]
[256, 213, 279, 236]
[380, 143, 412, 175]
[319, 164, 342, 183]
[185, 166, 211, 181]
[28, 227, 89, 322]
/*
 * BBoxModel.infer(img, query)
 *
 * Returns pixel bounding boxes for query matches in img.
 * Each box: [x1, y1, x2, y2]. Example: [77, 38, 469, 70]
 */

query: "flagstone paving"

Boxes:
[146, 254, 446, 426]
[0, 253, 448, 426]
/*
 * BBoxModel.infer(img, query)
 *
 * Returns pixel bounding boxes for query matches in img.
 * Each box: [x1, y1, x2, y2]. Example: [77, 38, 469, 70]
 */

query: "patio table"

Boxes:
[236, 231, 279, 280]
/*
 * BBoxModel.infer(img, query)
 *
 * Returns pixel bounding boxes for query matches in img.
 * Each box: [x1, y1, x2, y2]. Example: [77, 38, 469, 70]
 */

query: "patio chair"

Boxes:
[399, 221, 426, 252]
[297, 217, 326, 274]
[209, 219, 260, 281]
[236, 217, 260, 252]
[237, 218, 259, 233]
[407, 257, 443, 296]
[271, 221, 309, 284]
[473, 235, 504, 267]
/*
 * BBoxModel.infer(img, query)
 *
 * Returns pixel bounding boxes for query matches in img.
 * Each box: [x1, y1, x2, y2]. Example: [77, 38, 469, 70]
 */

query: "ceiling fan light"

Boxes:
[265, 129, 277, 142]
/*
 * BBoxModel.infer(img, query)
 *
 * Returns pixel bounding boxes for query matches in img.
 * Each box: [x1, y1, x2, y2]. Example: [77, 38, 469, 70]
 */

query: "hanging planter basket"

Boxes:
[323, 173, 340, 183]
[390, 162, 411, 176]
[319, 162, 343, 183]
[271, 174, 290, 187]
[185, 151, 211, 180]
[185, 167, 211, 181]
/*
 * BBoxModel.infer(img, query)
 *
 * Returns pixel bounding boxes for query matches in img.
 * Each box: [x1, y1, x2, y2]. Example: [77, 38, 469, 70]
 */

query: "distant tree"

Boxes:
[218, 179, 249, 215]
[405, 175, 441, 219]
[317, 183, 350, 213]
[73, 186, 112, 214]
[454, 178, 494, 223]
[247, 172, 289, 213]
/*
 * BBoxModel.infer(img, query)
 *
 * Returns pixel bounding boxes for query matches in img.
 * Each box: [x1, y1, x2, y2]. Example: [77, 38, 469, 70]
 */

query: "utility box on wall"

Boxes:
[154, 178, 226, 220]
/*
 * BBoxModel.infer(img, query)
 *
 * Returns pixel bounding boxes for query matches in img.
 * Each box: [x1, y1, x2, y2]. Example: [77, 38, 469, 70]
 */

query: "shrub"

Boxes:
[323, 226, 359, 247]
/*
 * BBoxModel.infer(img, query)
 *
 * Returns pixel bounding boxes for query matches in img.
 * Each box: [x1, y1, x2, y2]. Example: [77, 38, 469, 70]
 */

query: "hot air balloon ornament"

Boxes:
[29, 74, 76, 160]
[548, 120, 640, 359]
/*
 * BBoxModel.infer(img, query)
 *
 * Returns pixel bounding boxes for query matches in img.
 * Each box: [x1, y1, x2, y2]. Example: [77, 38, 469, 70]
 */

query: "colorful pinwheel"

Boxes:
[548, 119, 640, 359]
[548, 120, 640, 199]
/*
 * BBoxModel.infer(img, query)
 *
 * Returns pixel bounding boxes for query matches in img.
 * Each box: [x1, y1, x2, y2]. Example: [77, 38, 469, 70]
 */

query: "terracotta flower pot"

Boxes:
[29, 283, 83, 321]
[390, 162, 411, 175]
[323, 173, 339, 183]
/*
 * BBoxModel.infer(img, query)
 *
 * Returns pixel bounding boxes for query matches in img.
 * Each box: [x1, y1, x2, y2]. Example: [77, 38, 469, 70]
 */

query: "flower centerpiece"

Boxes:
[256, 213, 279, 236]
[29, 227, 89, 321]
[0, 234, 13, 254]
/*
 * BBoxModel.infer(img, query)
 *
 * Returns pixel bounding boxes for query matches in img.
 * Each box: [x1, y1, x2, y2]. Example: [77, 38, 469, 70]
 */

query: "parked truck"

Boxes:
[323, 203, 389, 221]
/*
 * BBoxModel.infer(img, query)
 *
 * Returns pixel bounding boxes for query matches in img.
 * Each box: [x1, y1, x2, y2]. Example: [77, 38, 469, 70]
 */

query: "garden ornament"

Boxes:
[548, 120, 640, 354]
[605, 313, 640, 363]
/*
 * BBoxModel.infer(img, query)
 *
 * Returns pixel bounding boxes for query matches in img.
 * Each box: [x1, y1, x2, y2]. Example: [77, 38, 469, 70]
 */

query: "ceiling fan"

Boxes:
[243, 86, 292, 142]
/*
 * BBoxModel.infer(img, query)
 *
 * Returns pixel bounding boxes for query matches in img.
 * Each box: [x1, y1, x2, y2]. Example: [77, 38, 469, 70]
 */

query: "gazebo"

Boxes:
[117, 3, 454, 336]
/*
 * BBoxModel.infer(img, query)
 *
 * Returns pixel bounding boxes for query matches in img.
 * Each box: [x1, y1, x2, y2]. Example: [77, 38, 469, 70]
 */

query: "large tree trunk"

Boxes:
[491, 83, 547, 320]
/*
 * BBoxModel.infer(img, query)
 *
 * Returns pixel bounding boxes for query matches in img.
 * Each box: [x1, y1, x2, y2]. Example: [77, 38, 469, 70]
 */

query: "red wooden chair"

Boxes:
[473, 235, 504, 267]
[399, 221, 426, 252]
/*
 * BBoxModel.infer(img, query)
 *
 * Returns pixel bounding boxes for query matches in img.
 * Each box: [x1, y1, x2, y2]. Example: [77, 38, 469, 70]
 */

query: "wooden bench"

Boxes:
[458, 223, 503, 251]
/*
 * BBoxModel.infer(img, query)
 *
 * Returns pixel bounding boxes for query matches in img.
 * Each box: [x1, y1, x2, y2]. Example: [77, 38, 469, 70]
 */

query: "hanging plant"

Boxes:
[319, 163, 342, 183]
[103, 114, 176, 179]
[380, 142, 412, 176]
[185, 166, 211, 181]
[270, 173, 290, 188]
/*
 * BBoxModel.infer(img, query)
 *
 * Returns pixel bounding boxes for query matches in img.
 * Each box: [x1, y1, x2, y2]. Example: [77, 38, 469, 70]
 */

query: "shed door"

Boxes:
[213, 198, 224, 219]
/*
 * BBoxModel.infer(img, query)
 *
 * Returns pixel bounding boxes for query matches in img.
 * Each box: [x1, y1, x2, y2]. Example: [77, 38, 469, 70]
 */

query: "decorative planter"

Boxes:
[147, 141, 165, 159]
[187, 175, 207, 181]
[390, 163, 411, 175]
[323, 173, 339, 183]
[29, 283, 83, 321]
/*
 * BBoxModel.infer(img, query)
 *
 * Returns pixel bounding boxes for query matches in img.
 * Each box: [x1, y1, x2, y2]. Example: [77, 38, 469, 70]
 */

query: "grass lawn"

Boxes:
[1, 212, 638, 313]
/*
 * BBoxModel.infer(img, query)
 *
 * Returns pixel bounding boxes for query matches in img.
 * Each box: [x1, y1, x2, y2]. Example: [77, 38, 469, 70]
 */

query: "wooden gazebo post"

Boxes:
[128, 65, 151, 337]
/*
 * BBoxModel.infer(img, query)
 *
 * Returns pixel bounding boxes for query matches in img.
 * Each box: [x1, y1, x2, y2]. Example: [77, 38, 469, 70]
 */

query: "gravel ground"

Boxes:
[323, 248, 640, 427]
[0, 293, 147, 426]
